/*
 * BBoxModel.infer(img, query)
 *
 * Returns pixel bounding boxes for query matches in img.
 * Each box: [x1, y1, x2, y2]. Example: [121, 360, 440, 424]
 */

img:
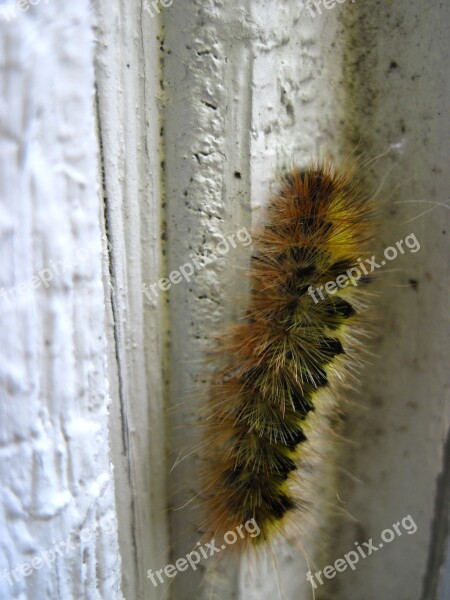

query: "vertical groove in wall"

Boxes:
[95, 86, 132, 469]
[163, 1, 255, 598]
[139, 5, 172, 600]
[93, 1, 170, 598]
[94, 83, 140, 591]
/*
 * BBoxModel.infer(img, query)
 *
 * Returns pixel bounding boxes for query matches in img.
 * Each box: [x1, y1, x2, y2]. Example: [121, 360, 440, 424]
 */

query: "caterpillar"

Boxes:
[199, 160, 376, 554]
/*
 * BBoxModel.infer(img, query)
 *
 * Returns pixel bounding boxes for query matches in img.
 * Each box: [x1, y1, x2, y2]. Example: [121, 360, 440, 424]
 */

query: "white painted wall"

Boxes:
[0, 1, 449, 600]
[0, 2, 122, 599]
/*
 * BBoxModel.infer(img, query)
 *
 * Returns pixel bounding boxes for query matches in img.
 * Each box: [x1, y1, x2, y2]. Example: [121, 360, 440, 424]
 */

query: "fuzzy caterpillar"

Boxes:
[199, 160, 375, 553]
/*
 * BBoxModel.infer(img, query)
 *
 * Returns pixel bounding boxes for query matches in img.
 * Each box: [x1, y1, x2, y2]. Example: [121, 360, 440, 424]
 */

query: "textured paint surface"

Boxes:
[1, 1, 449, 599]
[0, 2, 122, 599]
[93, 2, 170, 600]
[163, 0, 255, 595]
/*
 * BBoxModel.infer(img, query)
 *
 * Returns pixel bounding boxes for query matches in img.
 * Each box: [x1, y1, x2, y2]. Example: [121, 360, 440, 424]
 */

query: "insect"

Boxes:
[199, 160, 376, 554]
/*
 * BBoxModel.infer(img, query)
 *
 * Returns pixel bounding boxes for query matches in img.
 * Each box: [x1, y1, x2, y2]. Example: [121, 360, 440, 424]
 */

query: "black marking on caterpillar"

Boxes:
[199, 160, 376, 553]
